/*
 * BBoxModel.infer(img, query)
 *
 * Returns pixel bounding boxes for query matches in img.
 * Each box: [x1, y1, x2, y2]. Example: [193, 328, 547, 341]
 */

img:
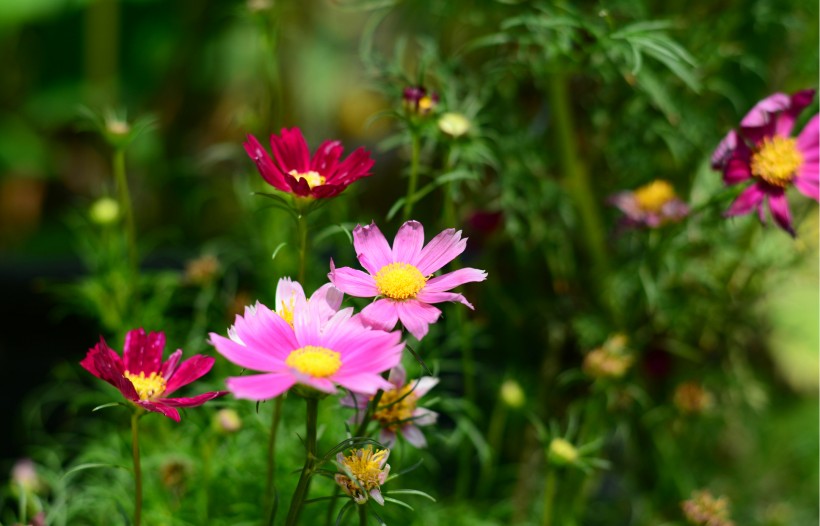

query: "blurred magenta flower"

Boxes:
[243, 127, 374, 199]
[341, 365, 438, 448]
[210, 281, 403, 400]
[609, 180, 689, 228]
[712, 89, 818, 235]
[80, 329, 227, 422]
[403, 86, 439, 115]
[329, 220, 488, 340]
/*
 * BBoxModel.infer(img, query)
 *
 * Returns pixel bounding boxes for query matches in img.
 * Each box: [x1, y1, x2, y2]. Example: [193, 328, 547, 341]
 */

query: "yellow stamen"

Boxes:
[285, 346, 341, 377]
[374, 263, 427, 300]
[278, 296, 296, 327]
[751, 136, 802, 187]
[338, 448, 389, 491]
[634, 180, 677, 213]
[373, 384, 418, 430]
[288, 169, 326, 189]
[124, 371, 167, 401]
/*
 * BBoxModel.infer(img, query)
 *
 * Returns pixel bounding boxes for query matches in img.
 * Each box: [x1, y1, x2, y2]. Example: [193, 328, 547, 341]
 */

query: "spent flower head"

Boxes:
[681, 490, 735, 526]
[582, 334, 634, 380]
[674, 381, 714, 415]
[334, 447, 391, 505]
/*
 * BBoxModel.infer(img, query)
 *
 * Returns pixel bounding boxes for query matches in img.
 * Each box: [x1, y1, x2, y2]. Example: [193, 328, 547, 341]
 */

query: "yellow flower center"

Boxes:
[285, 346, 341, 377]
[288, 169, 326, 189]
[124, 371, 167, 401]
[634, 180, 677, 213]
[373, 384, 418, 430]
[339, 448, 389, 491]
[751, 136, 802, 187]
[374, 263, 427, 300]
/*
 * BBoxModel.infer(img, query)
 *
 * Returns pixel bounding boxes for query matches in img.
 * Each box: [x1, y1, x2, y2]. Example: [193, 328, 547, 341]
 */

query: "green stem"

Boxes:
[541, 469, 557, 526]
[297, 212, 308, 284]
[265, 396, 285, 525]
[285, 397, 319, 526]
[131, 411, 143, 526]
[441, 146, 455, 228]
[402, 132, 422, 221]
[358, 503, 368, 526]
[113, 147, 138, 276]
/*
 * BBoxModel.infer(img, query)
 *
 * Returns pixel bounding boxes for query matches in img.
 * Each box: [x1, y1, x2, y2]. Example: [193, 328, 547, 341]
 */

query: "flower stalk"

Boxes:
[112, 147, 138, 277]
[403, 132, 422, 221]
[131, 410, 143, 526]
[285, 397, 319, 526]
[265, 395, 285, 525]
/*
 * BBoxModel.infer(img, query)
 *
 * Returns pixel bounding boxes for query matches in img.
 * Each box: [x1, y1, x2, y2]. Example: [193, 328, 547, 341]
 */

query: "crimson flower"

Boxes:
[243, 127, 374, 199]
[81, 328, 227, 421]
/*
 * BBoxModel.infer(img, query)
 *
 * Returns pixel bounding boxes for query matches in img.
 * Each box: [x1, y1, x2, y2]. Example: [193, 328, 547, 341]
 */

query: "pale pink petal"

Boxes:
[724, 184, 767, 217]
[608, 192, 643, 221]
[797, 115, 819, 163]
[310, 283, 344, 321]
[329, 260, 379, 297]
[369, 488, 385, 506]
[392, 221, 425, 264]
[379, 428, 398, 448]
[740, 92, 790, 141]
[423, 268, 488, 293]
[711, 130, 738, 169]
[396, 300, 442, 340]
[401, 425, 428, 448]
[163, 355, 216, 395]
[226, 373, 296, 400]
[412, 377, 439, 398]
[340, 390, 369, 411]
[416, 290, 474, 308]
[794, 169, 819, 200]
[353, 222, 393, 274]
[360, 299, 400, 331]
[209, 333, 285, 371]
[776, 89, 816, 137]
[275, 278, 306, 314]
[415, 229, 467, 275]
[412, 407, 438, 426]
[767, 190, 795, 236]
[387, 364, 407, 388]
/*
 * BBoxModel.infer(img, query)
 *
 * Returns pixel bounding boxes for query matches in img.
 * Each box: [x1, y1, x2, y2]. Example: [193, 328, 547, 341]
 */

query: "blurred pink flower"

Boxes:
[341, 365, 438, 448]
[609, 179, 689, 228]
[244, 127, 375, 199]
[210, 281, 403, 400]
[712, 89, 818, 236]
[329, 220, 487, 340]
[80, 329, 227, 422]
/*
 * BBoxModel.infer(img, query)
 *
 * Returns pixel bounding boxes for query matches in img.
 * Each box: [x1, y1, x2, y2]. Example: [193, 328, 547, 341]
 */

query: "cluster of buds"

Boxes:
[681, 490, 735, 526]
[334, 447, 391, 505]
[582, 334, 633, 380]
[402, 86, 439, 116]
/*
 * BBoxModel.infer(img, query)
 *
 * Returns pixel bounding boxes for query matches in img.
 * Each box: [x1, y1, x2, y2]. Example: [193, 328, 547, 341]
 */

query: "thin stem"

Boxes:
[441, 146, 455, 229]
[131, 411, 143, 526]
[402, 132, 422, 221]
[113, 147, 138, 276]
[354, 389, 383, 438]
[285, 397, 319, 526]
[297, 212, 308, 284]
[265, 396, 285, 525]
[358, 503, 368, 526]
[541, 469, 557, 526]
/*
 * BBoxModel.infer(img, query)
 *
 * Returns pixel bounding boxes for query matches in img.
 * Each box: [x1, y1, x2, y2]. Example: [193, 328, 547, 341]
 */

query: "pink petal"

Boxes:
[416, 290, 474, 309]
[330, 147, 374, 186]
[360, 299, 400, 331]
[136, 401, 180, 422]
[797, 114, 819, 164]
[328, 260, 378, 297]
[767, 190, 795, 236]
[309, 283, 344, 323]
[243, 134, 289, 191]
[412, 377, 439, 398]
[269, 127, 310, 173]
[794, 169, 819, 200]
[415, 228, 467, 275]
[353, 222, 393, 274]
[401, 425, 427, 448]
[296, 375, 338, 394]
[740, 92, 790, 141]
[310, 140, 344, 176]
[158, 391, 227, 408]
[163, 355, 216, 396]
[229, 303, 298, 358]
[387, 364, 407, 388]
[776, 89, 816, 137]
[392, 221, 425, 264]
[396, 300, 442, 340]
[274, 278, 306, 313]
[161, 350, 183, 379]
[723, 144, 752, 185]
[334, 372, 394, 395]
[379, 429, 398, 448]
[711, 130, 738, 169]
[423, 267, 487, 293]
[412, 407, 438, 426]
[608, 192, 643, 220]
[123, 329, 165, 375]
[226, 373, 296, 401]
[209, 333, 285, 372]
[724, 184, 767, 217]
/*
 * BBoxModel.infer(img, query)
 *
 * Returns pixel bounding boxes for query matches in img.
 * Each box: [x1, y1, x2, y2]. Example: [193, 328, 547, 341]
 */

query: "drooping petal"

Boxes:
[775, 89, 816, 137]
[159, 391, 227, 408]
[243, 134, 289, 191]
[369, 488, 385, 506]
[269, 128, 310, 173]
[353, 222, 393, 274]
[415, 228, 468, 275]
[360, 299, 400, 331]
[724, 184, 767, 217]
[396, 300, 442, 340]
[416, 290, 474, 308]
[136, 401, 180, 422]
[226, 373, 296, 401]
[310, 140, 344, 177]
[392, 220, 425, 264]
[163, 355, 216, 396]
[797, 114, 819, 164]
[767, 189, 795, 236]
[123, 329, 165, 375]
[329, 260, 379, 297]
[401, 425, 427, 448]
[209, 333, 285, 372]
[423, 267, 488, 293]
[161, 349, 183, 379]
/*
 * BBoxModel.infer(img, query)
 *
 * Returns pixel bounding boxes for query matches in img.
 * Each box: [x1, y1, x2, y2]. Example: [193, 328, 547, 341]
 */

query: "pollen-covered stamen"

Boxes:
[124, 371, 167, 401]
[335, 447, 390, 502]
[634, 180, 677, 213]
[288, 169, 326, 189]
[751, 136, 803, 187]
[373, 384, 418, 430]
[374, 263, 427, 300]
[285, 346, 341, 377]
[278, 295, 296, 327]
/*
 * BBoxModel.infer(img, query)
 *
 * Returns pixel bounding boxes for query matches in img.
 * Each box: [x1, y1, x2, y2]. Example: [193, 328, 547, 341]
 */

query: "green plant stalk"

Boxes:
[402, 132, 422, 221]
[265, 396, 285, 525]
[285, 397, 319, 526]
[131, 411, 143, 526]
[113, 148, 138, 277]
[479, 398, 508, 496]
[441, 146, 456, 228]
[297, 212, 309, 284]
[358, 503, 368, 526]
[541, 469, 557, 526]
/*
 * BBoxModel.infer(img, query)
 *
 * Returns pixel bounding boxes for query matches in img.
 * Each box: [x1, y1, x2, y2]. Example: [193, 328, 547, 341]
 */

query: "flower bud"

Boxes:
[213, 408, 242, 434]
[89, 197, 120, 225]
[500, 379, 526, 409]
[11, 459, 40, 493]
[548, 438, 579, 466]
[438, 112, 471, 138]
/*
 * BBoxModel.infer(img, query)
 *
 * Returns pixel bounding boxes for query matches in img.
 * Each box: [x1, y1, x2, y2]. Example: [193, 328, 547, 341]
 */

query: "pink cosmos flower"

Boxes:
[341, 365, 438, 448]
[243, 127, 375, 199]
[712, 89, 818, 236]
[609, 179, 689, 228]
[80, 328, 227, 422]
[329, 220, 487, 340]
[210, 281, 403, 400]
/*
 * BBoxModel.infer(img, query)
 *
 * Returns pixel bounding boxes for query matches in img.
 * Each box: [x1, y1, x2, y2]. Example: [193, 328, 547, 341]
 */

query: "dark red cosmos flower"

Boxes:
[243, 127, 375, 199]
[80, 328, 227, 422]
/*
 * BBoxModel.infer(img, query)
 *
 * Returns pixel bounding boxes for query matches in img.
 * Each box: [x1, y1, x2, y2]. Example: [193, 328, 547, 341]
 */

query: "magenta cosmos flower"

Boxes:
[80, 328, 227, 422]
[609, 179, 689, 228]
[210, 281, 403, 400]
[712, 89, 818, 236]
[341, 365, 438, 448]
[243, 127, 375, 199]
[329, 220, 487, 341]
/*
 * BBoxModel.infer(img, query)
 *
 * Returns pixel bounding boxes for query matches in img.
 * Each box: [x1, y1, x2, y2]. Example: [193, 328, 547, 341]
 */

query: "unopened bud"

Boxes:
[548, 438, 578, 466]
[89, 197, 120, 225]
[438, 112, 471, 138]
[500, 379, 526, 409]
[213, 408, 242, 434]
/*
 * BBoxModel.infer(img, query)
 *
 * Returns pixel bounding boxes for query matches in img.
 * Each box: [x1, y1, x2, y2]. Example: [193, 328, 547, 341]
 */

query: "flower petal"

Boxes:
[401, 425, 428, 448]
[136, 401, 180, 422]
[360, 299, 400, 331]
[387, 364, 407, 388]
[415, 290, 474, 309]
[423, 267, 488, 293]
[209, 332, 284, 372]
[163, 355, 216, 396]
[412, 407, 439, 426]
[229, 302, 298, 359]
[275, 277, 306, 314]
[795, 168, 819, 200]
[353, 222, 393, 274]
[392, 220, 425, 264]
[161, 350, 183, 379]
[158, 391, 227, 408]
[412, 376, 439, 398]
[797, 114, 819, 164]
[740, 92, 790, 141]
[396, 300, 442, 340]
[123, 329, 165, 375]
[334, 372, 393, 396]
[776, 89, 816, 137]
[81, 339, 138, 400]
[767, 189, 795, 236]
[379, 428, 398, 448]
[416, 228, 467, 275]
[329, 260, 379, 297]
[243, 134, 289, 191]
[723, 143, 753, 185]
[724, 184, 767, 217]
[226, 373, 296, 401]
[310, 140, 344, 176]
[309, 282, 344, 322]
[711, 129, 738, 169]
[331, 147, 374, 186]
[270, 128, 310, 173]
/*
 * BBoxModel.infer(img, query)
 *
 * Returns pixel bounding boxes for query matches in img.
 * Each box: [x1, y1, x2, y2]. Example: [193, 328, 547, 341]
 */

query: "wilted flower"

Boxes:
[211, 280, 403, 400]
[335, 447, 391, 505]
[329, 220, 487, 340]
[609, 179, 689, 228]
[674, 381, 714, 415]
[403, 86, 439, 116]
[499, 379, 526, 409]
[342, 365, 438, 448]
[438, 112, 471, 138]
[583, 334, 634, 380]
[80, 328, 227, 421]
[89, 197, 120, 225]
[244, 127, 374, 199]
[712, 89, 818, 236]
[160, 458, 191, 497]
[681, 490, 735, 526]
